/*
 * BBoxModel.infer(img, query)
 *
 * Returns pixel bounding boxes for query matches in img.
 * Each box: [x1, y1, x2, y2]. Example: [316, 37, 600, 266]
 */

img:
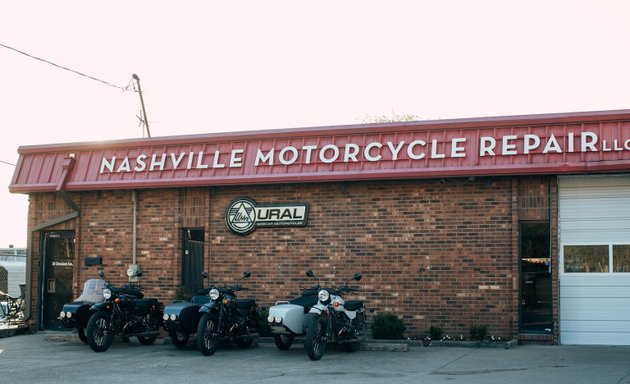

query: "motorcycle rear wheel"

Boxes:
[274, 334, 294, 350]
[170, 330, 190, 349]
[86, 311, 114, 352]
[305, 314, 327, 361]
[197, 312, 220, 356]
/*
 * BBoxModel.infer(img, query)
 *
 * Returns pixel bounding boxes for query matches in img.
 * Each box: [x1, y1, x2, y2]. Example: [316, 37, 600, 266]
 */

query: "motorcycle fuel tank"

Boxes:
[269, 303, 305, 334]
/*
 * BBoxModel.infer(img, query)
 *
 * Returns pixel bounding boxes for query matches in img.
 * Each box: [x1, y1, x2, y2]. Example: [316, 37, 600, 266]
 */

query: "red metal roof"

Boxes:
[9, 110, 630, 193]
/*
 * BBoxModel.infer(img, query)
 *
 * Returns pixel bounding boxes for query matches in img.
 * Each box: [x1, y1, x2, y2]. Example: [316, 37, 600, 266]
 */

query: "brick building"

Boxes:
[9, 110, 630, 344]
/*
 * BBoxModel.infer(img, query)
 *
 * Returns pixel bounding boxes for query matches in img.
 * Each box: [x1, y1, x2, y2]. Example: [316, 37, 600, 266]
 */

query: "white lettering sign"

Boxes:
[98, 131, 626, 174]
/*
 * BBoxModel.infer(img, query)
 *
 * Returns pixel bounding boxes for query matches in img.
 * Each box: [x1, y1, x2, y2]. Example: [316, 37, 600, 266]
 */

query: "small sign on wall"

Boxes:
[225, 197, 309, 236]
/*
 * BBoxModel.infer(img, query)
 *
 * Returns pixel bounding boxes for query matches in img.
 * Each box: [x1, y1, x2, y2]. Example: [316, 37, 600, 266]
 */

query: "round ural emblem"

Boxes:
[226, 198, 257, 235]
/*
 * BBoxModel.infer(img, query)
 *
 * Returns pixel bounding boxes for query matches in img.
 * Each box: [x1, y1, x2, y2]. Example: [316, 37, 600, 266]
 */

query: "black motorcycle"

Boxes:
[59, 278, 107, 343]
[196, 271, 259, 356]
[162, 271, 213, 348]
[86, 269, 163, 352]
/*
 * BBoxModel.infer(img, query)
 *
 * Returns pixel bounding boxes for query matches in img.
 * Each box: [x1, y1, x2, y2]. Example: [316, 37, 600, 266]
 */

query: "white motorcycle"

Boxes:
[268, 270, 366, 360]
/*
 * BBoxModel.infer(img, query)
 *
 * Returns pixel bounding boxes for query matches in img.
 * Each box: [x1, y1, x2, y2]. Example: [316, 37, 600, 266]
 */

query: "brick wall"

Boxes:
[208, 177, 517, 339]
[28, 177, 534, 340]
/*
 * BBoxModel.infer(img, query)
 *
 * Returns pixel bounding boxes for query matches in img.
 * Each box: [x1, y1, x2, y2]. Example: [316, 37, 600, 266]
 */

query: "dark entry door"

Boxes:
[41, 231, 75, 330]
[520, 222, 552, 333]
[182, 229, 204, 297]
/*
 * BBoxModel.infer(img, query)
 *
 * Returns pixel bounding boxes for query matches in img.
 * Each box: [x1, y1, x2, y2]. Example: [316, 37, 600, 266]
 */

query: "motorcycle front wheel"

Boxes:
[274, 334, 294, 350]
[86, 311, 114, 352]
[170, 330, 190, 348]
[305, 314, 327, 361]
[197, 312, 220, 356]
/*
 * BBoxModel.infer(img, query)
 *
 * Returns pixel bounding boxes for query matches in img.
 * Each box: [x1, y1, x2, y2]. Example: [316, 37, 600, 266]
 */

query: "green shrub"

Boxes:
[174, 286, 192, 302]
[371, 314, 406, 340]
[469, 325, 488, 341]
[258, 309, 272, 337]
[429, 325, 444, 340]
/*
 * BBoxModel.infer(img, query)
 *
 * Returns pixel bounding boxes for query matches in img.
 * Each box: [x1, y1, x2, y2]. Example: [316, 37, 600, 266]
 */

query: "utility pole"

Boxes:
[132, 74, 151, 138]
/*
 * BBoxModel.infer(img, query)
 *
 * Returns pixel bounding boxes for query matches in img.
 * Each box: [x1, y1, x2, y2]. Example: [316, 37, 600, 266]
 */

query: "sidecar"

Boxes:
[267, 289, 318, 350]
[58, 279, 106, 343]
[163, 290, 210, 348]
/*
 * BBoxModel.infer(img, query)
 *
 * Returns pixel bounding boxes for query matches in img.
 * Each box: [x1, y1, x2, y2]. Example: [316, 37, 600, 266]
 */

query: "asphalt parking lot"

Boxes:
[1, 332, 629, 384]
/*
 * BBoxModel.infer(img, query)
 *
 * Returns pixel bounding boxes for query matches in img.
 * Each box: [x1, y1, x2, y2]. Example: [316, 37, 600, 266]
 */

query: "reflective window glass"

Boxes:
[613, 245, 630, 273]
[563, 245, 609, 273]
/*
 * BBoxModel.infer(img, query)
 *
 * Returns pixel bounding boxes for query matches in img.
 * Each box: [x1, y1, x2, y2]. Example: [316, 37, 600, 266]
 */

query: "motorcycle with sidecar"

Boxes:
[58, 278, 107, 343]
[269, 269, 366, 360]
[85, 269, 163, 352]
[162, 271, 213, 348]
[196, 271, 259, 356]
[266, 270, 320, 350]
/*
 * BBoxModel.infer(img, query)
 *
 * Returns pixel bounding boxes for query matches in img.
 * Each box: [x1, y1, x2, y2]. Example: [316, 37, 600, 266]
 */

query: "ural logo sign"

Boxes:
[225, 198, 309, 236]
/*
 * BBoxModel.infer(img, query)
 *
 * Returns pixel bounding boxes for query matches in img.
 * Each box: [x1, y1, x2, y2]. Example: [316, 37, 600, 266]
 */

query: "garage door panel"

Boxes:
[559, 175, 630, 345]
[561, 300, 630, 320]
[561, 274, 630, 284]
[561, 331, 630, 346]
[560, 285, 630, 296]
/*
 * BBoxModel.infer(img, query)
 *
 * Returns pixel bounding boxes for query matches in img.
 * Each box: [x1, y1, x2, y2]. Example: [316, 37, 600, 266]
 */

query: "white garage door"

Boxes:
[559, 175, 630, 345]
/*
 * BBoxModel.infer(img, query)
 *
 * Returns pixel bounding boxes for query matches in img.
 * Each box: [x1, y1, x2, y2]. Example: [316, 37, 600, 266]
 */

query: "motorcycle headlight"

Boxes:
[59, 311, 65, 318]
[267, 315, 274, 323]
[209, 288, 220, 300]
[318, 289, 330, 303]
[162, 313, 169, 321]
[103, 288, 112, 300]
[66, 311, 72, 318]
[169, 314, 177, 321]
[274, 316, 282, 323]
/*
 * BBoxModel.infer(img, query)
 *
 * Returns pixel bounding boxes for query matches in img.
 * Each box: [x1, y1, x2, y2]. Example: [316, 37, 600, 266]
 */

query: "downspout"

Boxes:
[132, 190, 137, 266]
[25, 155, 79, 328]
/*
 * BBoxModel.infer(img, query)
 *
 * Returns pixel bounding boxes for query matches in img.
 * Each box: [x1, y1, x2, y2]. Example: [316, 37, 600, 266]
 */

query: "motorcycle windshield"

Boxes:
[75, 279, 106, 303]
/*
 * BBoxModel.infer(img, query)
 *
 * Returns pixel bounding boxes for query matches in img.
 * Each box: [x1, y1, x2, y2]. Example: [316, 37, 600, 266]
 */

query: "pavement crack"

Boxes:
[432, 367, 529, 376]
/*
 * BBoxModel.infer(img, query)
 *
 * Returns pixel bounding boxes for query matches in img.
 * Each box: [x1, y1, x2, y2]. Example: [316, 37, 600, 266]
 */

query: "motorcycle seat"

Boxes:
[134, 298, 160, 310]
[191, 295, 210, 305]
[289, 295, 318, 312]
[235, 299, 256, 310]
[344, 300, 363, 311]
[120, 287, 144, 298]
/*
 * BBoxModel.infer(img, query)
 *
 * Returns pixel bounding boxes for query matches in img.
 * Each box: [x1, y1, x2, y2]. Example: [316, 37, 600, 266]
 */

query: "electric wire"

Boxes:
[0, 42, 131, 91]
[0, 160, 16, 167]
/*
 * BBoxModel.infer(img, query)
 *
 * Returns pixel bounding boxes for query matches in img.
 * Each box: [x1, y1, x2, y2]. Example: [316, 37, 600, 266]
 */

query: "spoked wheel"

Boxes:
[169, 330, 190, 348]
[305, 314, 327, 361]
[86, 311, 114, 352]
[197, 313, 220, 356]
[77, 327, 88, 344]
[274, 334, 294, 350]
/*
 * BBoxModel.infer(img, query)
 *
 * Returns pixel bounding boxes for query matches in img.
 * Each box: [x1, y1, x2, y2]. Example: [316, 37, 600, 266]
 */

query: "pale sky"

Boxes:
[1, 0, 629, 247]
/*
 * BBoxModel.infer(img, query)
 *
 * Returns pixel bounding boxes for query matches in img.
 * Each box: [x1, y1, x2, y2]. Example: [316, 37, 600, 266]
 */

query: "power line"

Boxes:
[0, 42, 131, 91]
[0, 160, 16, 167]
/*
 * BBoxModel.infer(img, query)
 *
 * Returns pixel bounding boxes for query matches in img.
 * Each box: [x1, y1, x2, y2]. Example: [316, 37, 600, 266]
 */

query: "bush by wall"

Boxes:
[429, 325, 444, 340]
[469, 325, 488, 341]
[371, 313, 406, 340]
